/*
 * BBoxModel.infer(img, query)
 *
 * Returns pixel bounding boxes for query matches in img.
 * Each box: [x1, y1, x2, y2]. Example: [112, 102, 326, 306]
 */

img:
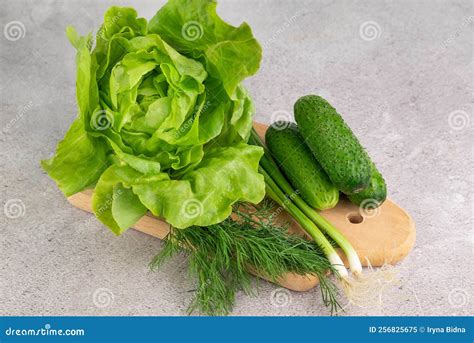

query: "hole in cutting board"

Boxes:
[347, 212, 364, 224]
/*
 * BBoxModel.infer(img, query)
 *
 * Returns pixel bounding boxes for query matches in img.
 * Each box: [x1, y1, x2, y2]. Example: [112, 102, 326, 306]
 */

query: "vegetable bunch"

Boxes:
[42, 0, 266, 233]
[42, 0, 394, 315]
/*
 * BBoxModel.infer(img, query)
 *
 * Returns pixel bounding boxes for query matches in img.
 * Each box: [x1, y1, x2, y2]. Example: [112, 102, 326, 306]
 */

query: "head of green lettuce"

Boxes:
[41, 1, 265, 233]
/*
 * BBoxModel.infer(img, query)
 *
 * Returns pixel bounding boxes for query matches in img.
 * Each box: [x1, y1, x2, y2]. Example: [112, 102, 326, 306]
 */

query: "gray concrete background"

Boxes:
[1, 0, 472, 316]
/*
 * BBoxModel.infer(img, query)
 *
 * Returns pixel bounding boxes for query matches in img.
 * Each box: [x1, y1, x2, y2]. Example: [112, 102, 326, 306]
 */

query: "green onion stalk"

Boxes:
[249, 129, 361, 275]
[262, 168, 348, 277]
[250, 128, 396, 307]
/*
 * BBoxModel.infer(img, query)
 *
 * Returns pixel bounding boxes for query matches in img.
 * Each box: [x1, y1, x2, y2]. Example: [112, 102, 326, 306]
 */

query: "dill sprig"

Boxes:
[150, 201, 341, 315]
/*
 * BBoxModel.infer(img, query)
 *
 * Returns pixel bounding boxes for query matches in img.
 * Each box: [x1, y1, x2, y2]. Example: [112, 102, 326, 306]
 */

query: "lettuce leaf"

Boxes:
[148, 0, 262, 98]
[133, 144, 264, 229]
[42, 1, 264, 233]
[41, 119, 109, 196]
[92, 164, 147, 234]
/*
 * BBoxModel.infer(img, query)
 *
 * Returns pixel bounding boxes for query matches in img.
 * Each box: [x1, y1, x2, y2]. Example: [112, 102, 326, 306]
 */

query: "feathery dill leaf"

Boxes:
[150, 201, 341, 315]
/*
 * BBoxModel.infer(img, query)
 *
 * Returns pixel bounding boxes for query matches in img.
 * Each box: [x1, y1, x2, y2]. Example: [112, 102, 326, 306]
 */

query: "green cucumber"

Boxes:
[348, 161, 387, 207]
[294, 95, 371, 195]
[265, 122, 339, 210]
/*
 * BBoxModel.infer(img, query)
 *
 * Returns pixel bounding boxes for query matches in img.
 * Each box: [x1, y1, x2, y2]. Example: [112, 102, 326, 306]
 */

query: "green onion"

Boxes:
[250, 129, 361, 274]
[250, 128, 398, 308]
[260, 167, 348, 277]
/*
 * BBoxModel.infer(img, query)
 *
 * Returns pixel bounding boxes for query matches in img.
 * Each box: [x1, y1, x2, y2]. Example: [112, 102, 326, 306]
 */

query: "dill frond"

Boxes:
[150, 201, 342, 315]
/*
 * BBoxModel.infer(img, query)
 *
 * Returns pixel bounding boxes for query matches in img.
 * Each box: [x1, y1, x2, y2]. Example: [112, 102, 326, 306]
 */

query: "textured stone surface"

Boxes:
[1, 0, 472, 316]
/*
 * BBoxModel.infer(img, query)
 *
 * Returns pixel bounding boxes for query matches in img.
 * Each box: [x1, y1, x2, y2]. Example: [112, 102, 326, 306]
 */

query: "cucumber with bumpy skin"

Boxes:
[294, 95, 371, 195]
[348, 161, 387, 207]
[265, 122, 339, 210]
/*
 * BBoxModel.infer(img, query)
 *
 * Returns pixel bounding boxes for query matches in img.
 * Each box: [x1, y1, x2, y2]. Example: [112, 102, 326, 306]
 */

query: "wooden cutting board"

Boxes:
[67, 122, 416, 292]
